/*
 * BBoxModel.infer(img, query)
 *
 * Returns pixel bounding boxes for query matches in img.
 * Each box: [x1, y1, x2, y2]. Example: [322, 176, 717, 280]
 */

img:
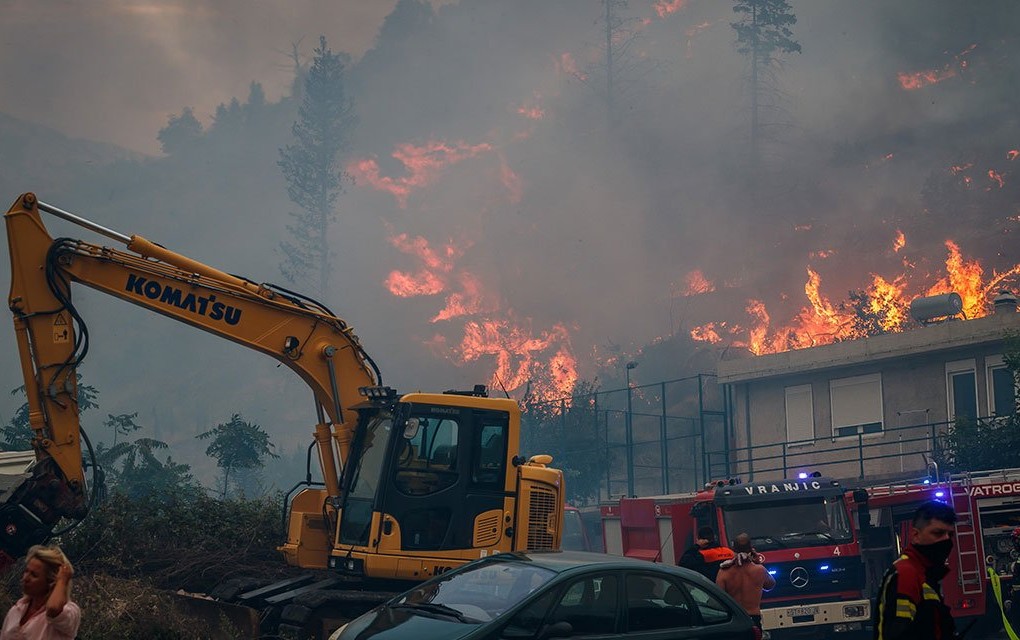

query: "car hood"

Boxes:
[339, 606, 482, 640]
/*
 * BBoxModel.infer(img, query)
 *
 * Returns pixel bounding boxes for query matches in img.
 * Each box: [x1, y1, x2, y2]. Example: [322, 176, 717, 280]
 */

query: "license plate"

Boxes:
[787, 606, 819, 617]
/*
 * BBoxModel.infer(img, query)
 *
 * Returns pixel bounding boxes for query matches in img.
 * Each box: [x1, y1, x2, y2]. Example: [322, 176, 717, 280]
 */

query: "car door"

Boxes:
[623, 572, 698, 638]
[622, 572, 747, 639]
[499, 572, 622, 639]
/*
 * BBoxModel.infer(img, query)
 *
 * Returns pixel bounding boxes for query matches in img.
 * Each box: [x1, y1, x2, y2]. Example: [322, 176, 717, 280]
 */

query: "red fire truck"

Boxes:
[855, 467, 1020, 632]
[601, 475, 872, 638]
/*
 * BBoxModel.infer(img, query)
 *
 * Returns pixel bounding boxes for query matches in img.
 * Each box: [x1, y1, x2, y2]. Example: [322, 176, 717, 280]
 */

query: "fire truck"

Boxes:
[601, 474, 872, 638]
[855, 467, 1020, 632]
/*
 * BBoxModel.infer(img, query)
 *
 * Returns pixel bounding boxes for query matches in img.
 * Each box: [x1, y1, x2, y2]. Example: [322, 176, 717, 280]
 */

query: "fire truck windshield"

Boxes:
[721, 495, 852, 551]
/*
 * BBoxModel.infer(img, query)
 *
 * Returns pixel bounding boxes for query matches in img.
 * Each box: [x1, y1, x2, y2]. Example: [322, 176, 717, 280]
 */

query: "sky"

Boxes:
[0, 0, 409, 154]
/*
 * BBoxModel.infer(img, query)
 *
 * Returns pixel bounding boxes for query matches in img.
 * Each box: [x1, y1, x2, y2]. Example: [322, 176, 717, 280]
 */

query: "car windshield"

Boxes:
[722, 496, 853, 551]
[393, 559, 557, 623]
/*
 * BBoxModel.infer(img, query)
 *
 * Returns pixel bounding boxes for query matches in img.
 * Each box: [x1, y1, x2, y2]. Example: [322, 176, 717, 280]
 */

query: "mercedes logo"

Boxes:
[790, 566, 809, 589]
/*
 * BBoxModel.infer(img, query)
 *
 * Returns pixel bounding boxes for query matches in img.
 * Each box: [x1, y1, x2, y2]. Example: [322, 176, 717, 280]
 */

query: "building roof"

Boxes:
[717, 310, 1020, 384]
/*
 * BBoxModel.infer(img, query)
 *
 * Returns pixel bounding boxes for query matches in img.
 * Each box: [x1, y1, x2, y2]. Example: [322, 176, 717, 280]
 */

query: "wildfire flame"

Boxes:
[988, 169, 1005, 189]
[348, 139, 494, 208]
[682, 270, 715, 296]
[457, 318, 577, 405]
[516, 92, 545, 121]
[898, 67, 956, 90]
[690, 240, 1020, 355]
[654, 0, 687, 18]
[383, 229, 577, 403]
[897, 44, 976, 90]
[1008, 150, 1019, 161]
[893, 230, 906, 253]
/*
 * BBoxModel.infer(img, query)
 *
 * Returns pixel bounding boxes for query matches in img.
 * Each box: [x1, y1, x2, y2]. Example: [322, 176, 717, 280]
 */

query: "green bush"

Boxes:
[61, 489, 293, 593]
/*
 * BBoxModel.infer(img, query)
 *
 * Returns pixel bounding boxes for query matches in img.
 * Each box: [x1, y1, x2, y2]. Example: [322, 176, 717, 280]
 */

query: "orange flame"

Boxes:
[385, 270, 445, 297]
[988, 169, 1005, 188]
[384, 232, 458, 296]
[457, 318, 577, 405]
[1008, 150, 1019, 161]
[690, 323, 722, 344]
[516, 92, 545, 121]
[654, 0, 687, 18]
[384, 229, 578, 401]
[348, 139, 494, 208]
[893, 230, 906, 253]
[683, 270, 715, 296]
[690, 241, 1020, 355]
[898, 45, 974, 91]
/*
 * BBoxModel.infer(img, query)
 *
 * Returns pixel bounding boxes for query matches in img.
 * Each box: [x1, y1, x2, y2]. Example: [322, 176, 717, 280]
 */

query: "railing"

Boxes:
[704, 418, 969, 484]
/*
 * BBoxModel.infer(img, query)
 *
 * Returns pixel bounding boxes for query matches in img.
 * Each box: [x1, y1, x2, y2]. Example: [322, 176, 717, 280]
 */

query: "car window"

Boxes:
[684, 581, 732, 625]
[625, 573, 695, 632]
[501, 590, 558, 638]
[545, 574, 618, 636]
[397, 560, 556, 622]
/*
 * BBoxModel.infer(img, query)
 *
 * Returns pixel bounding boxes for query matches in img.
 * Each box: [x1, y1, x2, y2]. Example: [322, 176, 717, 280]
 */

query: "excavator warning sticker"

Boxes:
[52, 314, 69, 343]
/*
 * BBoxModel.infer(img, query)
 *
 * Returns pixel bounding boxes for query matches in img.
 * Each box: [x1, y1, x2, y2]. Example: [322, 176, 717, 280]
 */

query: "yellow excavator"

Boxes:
[3, 192, 564, 636]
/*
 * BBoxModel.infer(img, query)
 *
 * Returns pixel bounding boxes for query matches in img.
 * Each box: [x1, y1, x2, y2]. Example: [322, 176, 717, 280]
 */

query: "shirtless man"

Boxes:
[716, 532, 775, 630]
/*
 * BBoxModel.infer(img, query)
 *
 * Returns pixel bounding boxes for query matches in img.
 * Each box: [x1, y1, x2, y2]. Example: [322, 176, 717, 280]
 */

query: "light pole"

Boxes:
[626, 361, 638, 497]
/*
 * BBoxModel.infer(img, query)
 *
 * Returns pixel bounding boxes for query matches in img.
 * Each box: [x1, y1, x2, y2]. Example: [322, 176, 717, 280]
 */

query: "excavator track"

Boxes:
[205, 573, 397, 639]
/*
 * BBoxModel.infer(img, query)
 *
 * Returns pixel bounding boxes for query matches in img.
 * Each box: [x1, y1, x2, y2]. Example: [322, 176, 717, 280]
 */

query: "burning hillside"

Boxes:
[687, 238, 1020, 356]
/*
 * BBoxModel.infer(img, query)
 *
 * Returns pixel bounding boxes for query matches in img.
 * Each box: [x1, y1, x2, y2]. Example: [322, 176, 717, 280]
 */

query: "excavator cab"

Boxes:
[282, 386, 564, 582]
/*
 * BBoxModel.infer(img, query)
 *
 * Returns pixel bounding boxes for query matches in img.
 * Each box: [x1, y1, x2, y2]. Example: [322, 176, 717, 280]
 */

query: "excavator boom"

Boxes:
[3, 192, 378, 559]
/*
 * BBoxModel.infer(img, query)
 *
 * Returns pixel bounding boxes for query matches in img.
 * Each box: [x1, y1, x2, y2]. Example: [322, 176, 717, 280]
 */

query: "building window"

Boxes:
[986, 355, 1017, 417]
[946, 359, 978, 422]
[830, 373, 883, 438]
[785, 384, 814, 445]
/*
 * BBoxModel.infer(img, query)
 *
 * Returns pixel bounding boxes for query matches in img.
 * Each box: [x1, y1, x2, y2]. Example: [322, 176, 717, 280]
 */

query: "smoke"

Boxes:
[0, 0, 401, 154]
[2, 0, 1020, 482]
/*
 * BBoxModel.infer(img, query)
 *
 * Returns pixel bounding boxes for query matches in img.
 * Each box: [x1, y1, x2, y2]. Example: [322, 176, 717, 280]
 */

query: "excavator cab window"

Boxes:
[472, 423, 507, 487]
[394, 416, 460, 496]
[339, 413, 394, 546]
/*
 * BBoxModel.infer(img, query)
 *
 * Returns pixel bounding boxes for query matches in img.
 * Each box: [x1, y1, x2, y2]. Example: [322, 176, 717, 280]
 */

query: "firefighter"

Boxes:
[873, 500, 958, 640]
[678, 526, 734, 582]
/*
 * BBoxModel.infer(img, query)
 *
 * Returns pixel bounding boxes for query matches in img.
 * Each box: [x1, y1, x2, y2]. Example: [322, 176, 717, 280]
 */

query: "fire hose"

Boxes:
[988, 566, 1020, 640]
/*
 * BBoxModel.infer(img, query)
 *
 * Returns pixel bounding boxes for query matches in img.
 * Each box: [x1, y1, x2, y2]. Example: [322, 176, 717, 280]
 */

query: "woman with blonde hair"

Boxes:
[0, 544, 80, 639]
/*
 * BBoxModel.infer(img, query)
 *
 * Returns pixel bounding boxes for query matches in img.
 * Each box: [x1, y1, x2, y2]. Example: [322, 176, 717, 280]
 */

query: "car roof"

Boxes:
[486, 550, 707, 579]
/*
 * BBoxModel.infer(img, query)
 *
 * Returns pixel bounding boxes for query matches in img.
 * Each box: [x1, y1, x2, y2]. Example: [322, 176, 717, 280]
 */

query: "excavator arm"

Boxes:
[2, 192, 379, 560]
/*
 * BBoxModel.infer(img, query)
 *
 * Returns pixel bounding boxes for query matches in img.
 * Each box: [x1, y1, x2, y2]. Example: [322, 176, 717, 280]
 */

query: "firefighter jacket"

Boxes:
[678, 543, 735, 583]
[873, 546, 957, 640]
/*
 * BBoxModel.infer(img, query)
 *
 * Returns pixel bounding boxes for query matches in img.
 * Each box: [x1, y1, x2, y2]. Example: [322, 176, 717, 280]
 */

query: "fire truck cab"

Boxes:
[602, 475, 872, 638]
[856, 467, 1020, 630]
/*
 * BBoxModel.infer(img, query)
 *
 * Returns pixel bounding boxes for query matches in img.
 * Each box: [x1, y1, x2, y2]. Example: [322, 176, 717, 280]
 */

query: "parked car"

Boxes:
[328, 550, 759, 639]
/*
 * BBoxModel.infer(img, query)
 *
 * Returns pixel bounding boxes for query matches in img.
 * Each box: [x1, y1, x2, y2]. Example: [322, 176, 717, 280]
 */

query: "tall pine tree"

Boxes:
[278, 36, 357, 295]
[731, 0, 801, 176]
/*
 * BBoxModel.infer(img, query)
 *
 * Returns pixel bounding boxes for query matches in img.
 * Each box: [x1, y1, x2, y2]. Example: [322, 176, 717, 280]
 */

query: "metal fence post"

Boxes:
[661, 381, 669, 494]
[858, 432, 865, 479]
